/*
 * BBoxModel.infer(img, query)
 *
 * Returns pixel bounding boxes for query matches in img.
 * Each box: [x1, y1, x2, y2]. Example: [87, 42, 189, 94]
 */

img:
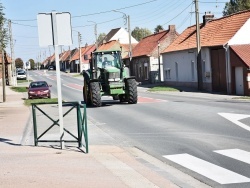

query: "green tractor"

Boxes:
[82, 48, 138, 107]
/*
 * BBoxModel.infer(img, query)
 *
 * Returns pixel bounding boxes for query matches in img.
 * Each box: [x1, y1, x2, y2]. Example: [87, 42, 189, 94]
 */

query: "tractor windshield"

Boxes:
[96, 51, 122, 69]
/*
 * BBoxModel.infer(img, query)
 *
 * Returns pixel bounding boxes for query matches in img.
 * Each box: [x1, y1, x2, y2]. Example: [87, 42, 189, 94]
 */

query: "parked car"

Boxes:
[27, 81, 51, 99]
[48, 65, 54, 70]
[17, 71, 27, 80]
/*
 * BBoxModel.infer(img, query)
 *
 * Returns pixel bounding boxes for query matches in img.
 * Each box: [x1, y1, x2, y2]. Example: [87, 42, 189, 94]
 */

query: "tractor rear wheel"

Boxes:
[90, 82, 102, 107]
[126, 79, 138, 104]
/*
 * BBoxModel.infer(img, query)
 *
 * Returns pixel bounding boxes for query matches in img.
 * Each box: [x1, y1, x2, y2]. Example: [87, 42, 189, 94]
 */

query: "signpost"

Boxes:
[25, 61, 30, 85]
[37, 12, 72, 149]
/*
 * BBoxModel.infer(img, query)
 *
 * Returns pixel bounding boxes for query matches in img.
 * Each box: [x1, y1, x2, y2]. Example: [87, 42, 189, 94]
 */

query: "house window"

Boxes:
[175, 62, 179, 81]
[139, 66, 142, 78]
[203, 60, 206, 81]
[165, 69, 171, 79]
[191, 61, 195, 81]
[136, 64, 140, 79]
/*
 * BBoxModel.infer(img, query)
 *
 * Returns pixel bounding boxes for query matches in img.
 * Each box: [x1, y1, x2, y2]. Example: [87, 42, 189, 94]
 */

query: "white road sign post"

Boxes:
[37, 12, 72, 149]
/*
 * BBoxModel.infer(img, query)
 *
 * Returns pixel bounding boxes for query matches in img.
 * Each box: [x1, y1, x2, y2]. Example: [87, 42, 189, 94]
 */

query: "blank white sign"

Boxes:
[37, 12, 72, 47]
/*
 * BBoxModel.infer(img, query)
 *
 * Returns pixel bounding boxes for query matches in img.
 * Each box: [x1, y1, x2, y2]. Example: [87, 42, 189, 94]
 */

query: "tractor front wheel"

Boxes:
[126, 79, 138, 104]
[89, 82, 102, 107]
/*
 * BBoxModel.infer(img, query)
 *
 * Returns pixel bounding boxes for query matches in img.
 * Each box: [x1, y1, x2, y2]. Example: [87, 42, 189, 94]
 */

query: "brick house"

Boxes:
[125, 25, 179, 84]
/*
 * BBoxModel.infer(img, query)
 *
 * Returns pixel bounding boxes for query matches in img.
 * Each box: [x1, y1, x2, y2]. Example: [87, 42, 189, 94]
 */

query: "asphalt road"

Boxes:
[28, 70, 250, 188]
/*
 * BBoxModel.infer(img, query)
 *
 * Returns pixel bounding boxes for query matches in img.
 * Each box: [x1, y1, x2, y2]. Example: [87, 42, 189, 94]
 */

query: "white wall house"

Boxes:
[109, 28, 138, 44]
[162, 48, 212, 90]
[162, 11, 250, 95]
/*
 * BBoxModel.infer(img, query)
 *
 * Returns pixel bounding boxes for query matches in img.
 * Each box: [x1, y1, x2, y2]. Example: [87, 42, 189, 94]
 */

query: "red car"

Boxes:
[27, 81, 51, 99]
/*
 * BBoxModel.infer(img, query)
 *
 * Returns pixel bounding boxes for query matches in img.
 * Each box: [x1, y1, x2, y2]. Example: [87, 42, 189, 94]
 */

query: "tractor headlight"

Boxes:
[108, 78, 115, 81]
[114, 78, 120, 81]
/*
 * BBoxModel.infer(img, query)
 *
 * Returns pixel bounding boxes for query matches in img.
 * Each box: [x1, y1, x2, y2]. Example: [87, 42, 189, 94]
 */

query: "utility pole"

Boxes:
[78, 32, 82, 73]
[113, 10, 132, 63]
[195, 0, 203, 90]
[128, 15, 132, 62]
[94, 24, 97, 48]
[158, 41, 161, 82]
[88, 21, 97, 48]
[8, 20, 16, 86]
[1, 50, 6, 102]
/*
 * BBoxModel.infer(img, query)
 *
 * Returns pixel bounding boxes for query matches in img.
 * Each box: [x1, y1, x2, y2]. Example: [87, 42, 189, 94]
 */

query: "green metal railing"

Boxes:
[31, 101, 88, 153]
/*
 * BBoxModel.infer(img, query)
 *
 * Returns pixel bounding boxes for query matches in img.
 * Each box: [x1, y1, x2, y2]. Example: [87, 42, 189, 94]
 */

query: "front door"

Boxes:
[211, 49, 227, 93]
[235, 67, 244, 95]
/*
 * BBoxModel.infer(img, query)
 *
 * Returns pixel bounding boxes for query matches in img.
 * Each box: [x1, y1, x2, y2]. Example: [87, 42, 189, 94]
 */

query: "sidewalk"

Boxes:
[0, 84, 212, 188]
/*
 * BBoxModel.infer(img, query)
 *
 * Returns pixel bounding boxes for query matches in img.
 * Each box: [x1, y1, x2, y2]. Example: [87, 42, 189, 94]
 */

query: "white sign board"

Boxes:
[25, 61, 31, 69]
[37, 12, 72, 46]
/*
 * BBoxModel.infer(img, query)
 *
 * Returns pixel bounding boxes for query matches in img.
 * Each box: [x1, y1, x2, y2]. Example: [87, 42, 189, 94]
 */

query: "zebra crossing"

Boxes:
[163, 149, 250, 185]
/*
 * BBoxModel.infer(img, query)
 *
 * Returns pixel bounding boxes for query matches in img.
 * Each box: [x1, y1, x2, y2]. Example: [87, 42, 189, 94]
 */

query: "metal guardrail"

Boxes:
[31, 101, 88, 153]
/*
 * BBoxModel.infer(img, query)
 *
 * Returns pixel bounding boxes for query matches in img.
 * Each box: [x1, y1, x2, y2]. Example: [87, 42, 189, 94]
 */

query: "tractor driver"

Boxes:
[102, 57, 112, 68]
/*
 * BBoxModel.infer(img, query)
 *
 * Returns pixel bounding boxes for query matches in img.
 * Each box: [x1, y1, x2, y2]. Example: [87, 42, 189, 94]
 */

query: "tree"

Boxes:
[0, 2, 8, 49]
[15, 58, 23, 68]
[97, 33, 106, 45]
[29, 59, 35, 69]
[154, 25, 164, 33]
[223, 0, 250, 16]
[131, 27, 152, 41]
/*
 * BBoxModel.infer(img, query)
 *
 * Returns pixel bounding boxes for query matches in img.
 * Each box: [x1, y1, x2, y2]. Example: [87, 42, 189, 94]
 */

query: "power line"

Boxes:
[200, 1, 227, 3]
[12, 22, 37, 28]
[72, 0, 157, 18]
[133, 0, 186, 25]
[11, 19, 37, 22]
[73, 16, 122, 28]
[162, 2, 194, 26]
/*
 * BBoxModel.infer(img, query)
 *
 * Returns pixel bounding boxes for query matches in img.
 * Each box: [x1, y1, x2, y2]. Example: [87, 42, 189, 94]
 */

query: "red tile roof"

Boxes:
[132, 28, 177, 57]
[60, 50, 70, 61]
[164, 10, 250, 53]
[96, 40, 122, 52]
[81, 45, 95, 64]
[71, 45, 96, 63]
[120, 43, 137, 59]
[48, 54, 55, 63]
[230, 44, 250, 68]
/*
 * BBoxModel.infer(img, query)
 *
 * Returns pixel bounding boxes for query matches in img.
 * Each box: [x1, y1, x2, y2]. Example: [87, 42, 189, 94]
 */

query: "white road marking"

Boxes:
[214, 149, 250, 164]
[218, 113, 250, 132]
[163, 153, 250, 184]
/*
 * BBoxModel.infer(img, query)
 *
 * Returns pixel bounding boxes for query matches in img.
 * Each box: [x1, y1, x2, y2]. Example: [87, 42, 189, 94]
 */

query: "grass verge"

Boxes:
[24, 98, 59, 106]
[17, 79, 32, 83]
[148, 86, 180, 92]
[10, 86, 27, 92]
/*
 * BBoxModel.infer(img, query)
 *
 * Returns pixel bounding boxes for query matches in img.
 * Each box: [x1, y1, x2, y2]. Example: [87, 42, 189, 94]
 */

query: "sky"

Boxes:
[2, 0, 229, 63]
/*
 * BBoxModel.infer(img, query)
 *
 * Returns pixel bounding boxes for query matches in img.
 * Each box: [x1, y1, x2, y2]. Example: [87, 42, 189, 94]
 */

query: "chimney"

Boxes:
[168, 25, 176, 32]
[203, 11, 214, 25]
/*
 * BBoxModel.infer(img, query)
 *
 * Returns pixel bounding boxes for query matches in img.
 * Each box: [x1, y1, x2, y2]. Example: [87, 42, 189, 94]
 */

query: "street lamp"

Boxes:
[87, 21, 97, 48]
[113, 10, 127, 28]
[158, 41, 161, 82]
[113, 10, 132, 61]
